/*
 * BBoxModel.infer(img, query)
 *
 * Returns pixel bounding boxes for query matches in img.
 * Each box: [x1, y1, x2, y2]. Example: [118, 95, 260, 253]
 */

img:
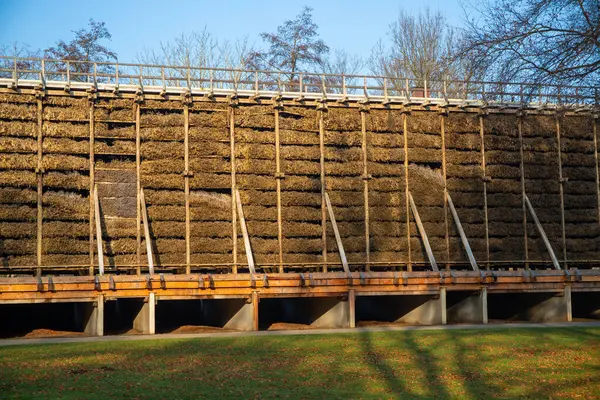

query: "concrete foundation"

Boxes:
[355, 292, 445, 326]
[447, 288, 488, 324]
[572, 290, 600, 320]
[488, 289, 571, 322]
[199, 295, 257, 331]
[260, 295, 352, 329]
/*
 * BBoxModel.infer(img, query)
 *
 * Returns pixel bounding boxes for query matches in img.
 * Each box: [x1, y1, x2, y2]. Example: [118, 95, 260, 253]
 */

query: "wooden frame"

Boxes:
[446, 192, 479, 271]
[524, 194, 561, 270]
[408, 192, 439, 272]
[139, 188, 155, 275]
[235, 188, 256, 276]
[324, 192, 351, 276]
[93, 185, 104, 276]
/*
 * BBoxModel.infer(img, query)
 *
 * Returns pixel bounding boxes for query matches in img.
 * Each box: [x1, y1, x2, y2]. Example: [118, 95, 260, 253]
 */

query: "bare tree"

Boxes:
[322, 49, 364, 93]
[0, 42, 41, 79]
[370, 8, 474, 94]
[246, 6, 329, 85]
[43, 19, 116, 81]
[460, 0, 600, 86]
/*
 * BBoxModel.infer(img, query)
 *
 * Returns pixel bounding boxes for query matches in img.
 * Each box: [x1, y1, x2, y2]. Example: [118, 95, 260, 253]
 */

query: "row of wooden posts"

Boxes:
[26, 91, 598, 275]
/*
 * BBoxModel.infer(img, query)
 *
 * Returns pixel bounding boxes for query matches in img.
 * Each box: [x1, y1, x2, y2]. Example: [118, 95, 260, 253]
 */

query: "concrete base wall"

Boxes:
[200, 295, 257, 331]
[82, 295, 104, 336]
[488, 290, 570, 322]
[447, 289, 488, 324]
[260, 295, 352, 329]
[356, 292, 444, 325]
[133, 293, 155, 334]
[572, 291, 600, 320]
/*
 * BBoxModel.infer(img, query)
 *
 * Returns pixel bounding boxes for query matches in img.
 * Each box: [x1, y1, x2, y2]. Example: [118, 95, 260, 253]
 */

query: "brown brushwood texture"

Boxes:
[1, 91, 599, 269]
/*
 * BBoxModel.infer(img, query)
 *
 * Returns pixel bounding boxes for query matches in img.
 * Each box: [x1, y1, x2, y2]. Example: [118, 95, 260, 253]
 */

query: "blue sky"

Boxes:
[0, 0, 465, 64]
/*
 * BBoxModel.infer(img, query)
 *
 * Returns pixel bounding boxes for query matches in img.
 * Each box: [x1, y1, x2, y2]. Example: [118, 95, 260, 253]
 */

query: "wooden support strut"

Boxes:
[319, 107, 327, 272]
[324, 192, 351, 276]
[135, 102, 142, 275]
[479, 113, 490, 269]
[594, 114, 600, 224]
[518, 113, 529, 267]
[89, 98, 95, 276]
[93, 185, 104, 276]
[183, 102, 191, 274]
[360, 107, 371, 270]
[139, 188, 155, 275]
[446, 192, 479, 271]
[274, 106, 284, 273]
[408, 192, 439, 272]
[524, 194, 561, 270]
[36, 94, 43, 277]
[556, 114, 568, 266]
[440, 111, 450, 268]
[235, 188, 256, 276]
[230, 104, 238, 274]
[403, 110, 412, 271]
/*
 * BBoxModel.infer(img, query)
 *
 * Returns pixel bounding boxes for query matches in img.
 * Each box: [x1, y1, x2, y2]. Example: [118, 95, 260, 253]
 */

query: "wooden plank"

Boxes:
[403, 111, 412, 271]
[479, 113, 490, 269]
[524, 194, 561, 270]
[319, 109, 327, 272]
[408, 192, 439, 272]
[93, 185, 104, 276]
[135, 102, 141, 276]
[235, 188, 256, 275]
[139, 188, 155, 275]
[184, 103, 191, 274]
[89, 100, 95, 276]
[36, 96, 43, 277]
[360, 108, 370, 269]
[275, 107, 283, 273]
[324, 192, 351, 276]
[446, 192, 479, 271]
[230, 106, 238, 274]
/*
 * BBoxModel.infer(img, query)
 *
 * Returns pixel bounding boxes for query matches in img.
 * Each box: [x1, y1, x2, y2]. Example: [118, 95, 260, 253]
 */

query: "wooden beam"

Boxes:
[524, 194, 561, 270]
[446, 192, 479, 271]
[594, 114, 600, 224]
[319, 108, 327, 272]
[275, 106, 283, 273]
[556, 114, 567, 266]
[36, 95, 43, 277]
[440, 111, 450, 267]
[93, 185, 104, 276]
[324, 192, 351, 276]
[184, 103, 191, 274]
[140, 188, 155, 275]
[403, 110, 412, 271]
[360, 107, 371, 269]
[135, 102, 141, 276]
[235, 188, 256, 276]
[518, 113, 529, 267]
[479, 113, 490, 269]
[89, 98, 95, 276]
[408, 192, 439, 272]
[230, 105, 238, 274]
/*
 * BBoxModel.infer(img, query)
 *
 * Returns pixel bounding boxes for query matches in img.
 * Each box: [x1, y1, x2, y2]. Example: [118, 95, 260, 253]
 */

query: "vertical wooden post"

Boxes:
[36, 95, 43, 277]
[402, 109, 412, 271]
[403, 109, 412, 271]
[360, 107, 370, 270]
[556, 113, 567, 265]
[184, 102, 191, 274]
[229, 102, 238, 274]
[594, 114, 600, 224]
[440, 111, 450, 268]
[319, 107, 328, 272]
[479, 113, 490, 269]
[135, 101, 141, 276]
[274, 105, 284, 273]
[518, 112, 529, 267]
[89, 99, 95, 276]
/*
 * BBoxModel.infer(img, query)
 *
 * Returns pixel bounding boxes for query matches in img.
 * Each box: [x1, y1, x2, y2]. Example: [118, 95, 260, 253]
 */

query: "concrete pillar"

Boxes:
[310, 296, 352, 329]
[133, 293, 155, 334]
[81, 295, 104, 336]
[565, 286, 572, 322]
[349, 290, 356, 328]
[222, 295, 257, 331]
[447, 288, 488, 324]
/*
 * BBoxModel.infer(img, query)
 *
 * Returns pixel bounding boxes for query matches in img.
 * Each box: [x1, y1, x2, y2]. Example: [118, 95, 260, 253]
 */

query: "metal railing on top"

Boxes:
[0, 56, 598, 108]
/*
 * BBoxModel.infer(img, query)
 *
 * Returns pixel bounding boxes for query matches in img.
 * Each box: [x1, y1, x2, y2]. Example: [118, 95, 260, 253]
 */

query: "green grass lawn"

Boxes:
[1, 327, 599, 399]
